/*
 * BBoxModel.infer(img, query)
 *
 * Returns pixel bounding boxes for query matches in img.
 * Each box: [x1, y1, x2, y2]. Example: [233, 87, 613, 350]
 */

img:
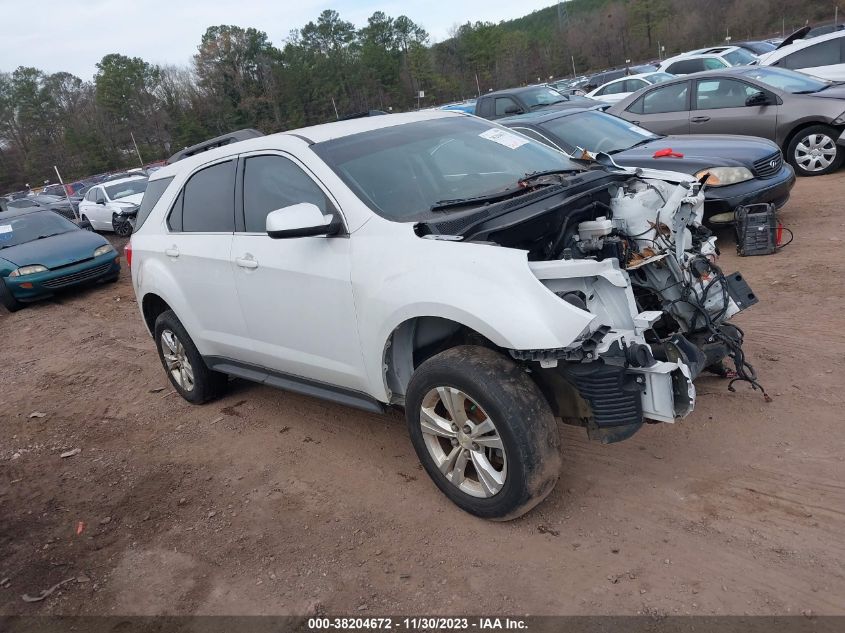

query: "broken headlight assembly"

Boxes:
[693, 167, 754, 186]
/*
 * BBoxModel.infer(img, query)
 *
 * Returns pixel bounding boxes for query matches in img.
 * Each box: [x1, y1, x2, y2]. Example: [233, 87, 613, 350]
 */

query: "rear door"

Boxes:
[163, 158, 246, 359]
[622, 80, 691, 135]
[689, 77, 779, 140]
[230, 152, 366, 392]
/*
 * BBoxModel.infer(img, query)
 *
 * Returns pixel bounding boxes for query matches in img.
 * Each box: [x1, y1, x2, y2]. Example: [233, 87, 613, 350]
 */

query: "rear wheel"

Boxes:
[405, 346, 561, 520]
[786, 125, 844, 176]
[153, 310, 227, 403]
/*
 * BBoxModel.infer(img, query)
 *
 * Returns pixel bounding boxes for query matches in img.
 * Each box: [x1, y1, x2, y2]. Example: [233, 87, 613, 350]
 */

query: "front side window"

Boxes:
[598, 81, 627, 95]
[312, 116, 582, 222]
[703, 57, 728, 70]
[623, 79, 647, 92]
[694, 79, 758, 109]
[242, 155, 334, 233]
[779, 39, 841, 69]
[517, 86, 568, 108]
[632, 81, 689, 114]
[171, 160, 235, 233]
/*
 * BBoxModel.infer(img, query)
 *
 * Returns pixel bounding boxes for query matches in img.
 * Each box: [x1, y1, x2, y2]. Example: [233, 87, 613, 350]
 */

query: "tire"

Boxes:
[405, 345, 561, 520]
[786, 125, 844, 176]
[0, 278, 23, 312]
[153, 310, 227, 404]
[79, 216, 93, 231]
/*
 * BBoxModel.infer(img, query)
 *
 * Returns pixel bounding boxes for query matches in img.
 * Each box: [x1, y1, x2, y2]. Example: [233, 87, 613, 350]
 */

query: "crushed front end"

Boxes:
[421, 169, 764, 443]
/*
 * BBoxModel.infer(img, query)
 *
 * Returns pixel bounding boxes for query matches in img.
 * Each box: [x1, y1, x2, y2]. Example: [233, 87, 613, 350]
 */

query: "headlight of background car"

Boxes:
[9, 265, 48, 277]
[94, 244, 114, 257]
[694, 167, 754, 186]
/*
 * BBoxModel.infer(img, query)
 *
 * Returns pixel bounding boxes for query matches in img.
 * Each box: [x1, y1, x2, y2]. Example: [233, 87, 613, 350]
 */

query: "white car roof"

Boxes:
[587, 72, 666, 95]
[661, 46, 745, 64]
[100, 176, 147, 187]
[151, 110, 465, 181]
[757, 29, 845, 64]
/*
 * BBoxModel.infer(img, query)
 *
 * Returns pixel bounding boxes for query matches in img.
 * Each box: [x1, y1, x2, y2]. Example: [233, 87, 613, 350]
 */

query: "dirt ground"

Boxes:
[1, 175, 844, 617]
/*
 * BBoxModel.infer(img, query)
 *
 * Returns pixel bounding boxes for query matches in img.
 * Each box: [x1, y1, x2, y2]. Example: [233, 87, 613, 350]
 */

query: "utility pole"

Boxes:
[130, 132, 143, 168]
[571, 55, 576, 78]
[331, 96, 339, 120]
[54, 166, 79, 221]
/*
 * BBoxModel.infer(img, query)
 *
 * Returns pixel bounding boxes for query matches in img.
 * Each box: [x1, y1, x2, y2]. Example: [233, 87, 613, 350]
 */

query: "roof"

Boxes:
[661, 46, 744, 64]
[498, 107, 595, 125]
[150, 110, 464, 182]
[98, 175, 147, 188]
[758, 29, 845, 64]
[478, 85, 556, 99]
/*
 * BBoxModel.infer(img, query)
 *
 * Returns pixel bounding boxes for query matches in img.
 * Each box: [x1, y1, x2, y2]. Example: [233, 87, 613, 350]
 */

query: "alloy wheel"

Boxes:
[419, 386, 507, 498]
[160, 329, 195, 392]
[794, 133, 837, 172]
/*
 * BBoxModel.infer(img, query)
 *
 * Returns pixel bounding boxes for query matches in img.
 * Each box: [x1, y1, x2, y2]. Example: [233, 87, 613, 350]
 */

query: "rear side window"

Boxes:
[242, 155, 335, 233]
[779, 39, 842, 69]
[667, 59, 704, 74]
[136, 177, 173, 231]
[170, 160, 236, 233]
[629, 82, 689, 114]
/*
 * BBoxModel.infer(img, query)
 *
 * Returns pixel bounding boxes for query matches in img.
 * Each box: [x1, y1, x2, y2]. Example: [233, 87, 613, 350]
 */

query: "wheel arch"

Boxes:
[782, 120, 844, 153]
[382, 316, 500, 405]
[141, 292, 172, 336]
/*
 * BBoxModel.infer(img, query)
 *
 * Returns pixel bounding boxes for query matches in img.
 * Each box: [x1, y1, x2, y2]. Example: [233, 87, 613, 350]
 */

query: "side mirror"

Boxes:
[266, 202, 340, 239]
[746, 91, 771, 106]
[504, 105, 524, 115]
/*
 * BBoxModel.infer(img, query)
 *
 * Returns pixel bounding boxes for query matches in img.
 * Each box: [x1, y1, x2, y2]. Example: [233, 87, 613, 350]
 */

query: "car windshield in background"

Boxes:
[313, 116, 583, 222]
[739, 67, 832, 93]
[519, 86, 571, 108]
[105, 178, 148, 200]
[724, 48, 757, 65]
[646, 72, 676, 84]
[540, 111, 659, 155]
[0, 211, 77, 248]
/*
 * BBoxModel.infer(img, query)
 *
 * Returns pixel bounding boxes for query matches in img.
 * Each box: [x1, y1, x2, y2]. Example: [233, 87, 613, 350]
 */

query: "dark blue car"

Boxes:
[0, 207, 121, 312]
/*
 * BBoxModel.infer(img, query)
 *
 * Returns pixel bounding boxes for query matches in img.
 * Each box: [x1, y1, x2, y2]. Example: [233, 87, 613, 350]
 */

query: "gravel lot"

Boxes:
[1, 175, 843, 617]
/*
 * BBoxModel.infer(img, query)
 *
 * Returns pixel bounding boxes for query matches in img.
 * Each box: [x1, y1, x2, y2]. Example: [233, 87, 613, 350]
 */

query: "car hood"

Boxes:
[0, 229, 110, 268]
[609, 135, 780, 174]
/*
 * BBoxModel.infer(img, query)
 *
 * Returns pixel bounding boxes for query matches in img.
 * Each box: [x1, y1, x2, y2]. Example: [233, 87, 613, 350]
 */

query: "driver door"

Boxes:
[230, 152, 367, 392]
[688, 78, 779, 141]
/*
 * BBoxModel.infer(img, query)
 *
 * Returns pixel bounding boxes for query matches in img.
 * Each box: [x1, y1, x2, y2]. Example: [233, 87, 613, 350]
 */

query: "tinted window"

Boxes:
[136, 176, 174, 231]
[243, 155, 334, 233]
[667, 59, 704, 74]
[539, 111, 659, 154]
[495, 97, 520, 116]
[178, 161, 235, 232]
[694, 78, 758, 109]
[780, 39, 842, 69]
[703, 57, 728, 69]
[624, 79, 648, 92]
[633, 82, 689, 114]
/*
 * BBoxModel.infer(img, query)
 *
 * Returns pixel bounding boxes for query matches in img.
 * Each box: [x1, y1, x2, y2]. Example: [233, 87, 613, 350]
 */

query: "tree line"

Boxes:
[0, 0, 833, 191]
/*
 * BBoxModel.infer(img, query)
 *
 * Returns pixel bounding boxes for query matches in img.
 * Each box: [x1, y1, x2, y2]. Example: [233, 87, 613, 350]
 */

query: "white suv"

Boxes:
[128, 111, 760, 519]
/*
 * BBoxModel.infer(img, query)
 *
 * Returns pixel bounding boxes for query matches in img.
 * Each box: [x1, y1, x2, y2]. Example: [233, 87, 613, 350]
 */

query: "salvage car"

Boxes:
[608, 66, 845, 176]
[475, 85, 598, 120]
[129, 112, 763, 519]
[586, 72, 675, 104]
[0, 207, 120, 311]
[501, 108, 794, 223]
[78, 176, 148, 234]
[657, 46, 757, 75]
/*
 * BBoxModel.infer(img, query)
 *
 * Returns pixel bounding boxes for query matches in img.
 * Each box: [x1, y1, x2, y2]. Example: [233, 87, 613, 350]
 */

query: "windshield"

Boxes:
[312, 116, 583, 221]
[105, 178, 148, 200]
[539, 110, 659, 155]
[0, 211, 78, 248]
[519, 86, 571, 107]
[645, 72, 676, 84]
[740, 67, 831, 93]
[724, 48, 757, 66]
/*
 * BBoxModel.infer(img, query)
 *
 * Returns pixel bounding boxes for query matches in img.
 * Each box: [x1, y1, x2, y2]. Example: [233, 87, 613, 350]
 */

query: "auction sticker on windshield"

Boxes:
[0, 225, 12, 242]
[479, 128, 528, 149]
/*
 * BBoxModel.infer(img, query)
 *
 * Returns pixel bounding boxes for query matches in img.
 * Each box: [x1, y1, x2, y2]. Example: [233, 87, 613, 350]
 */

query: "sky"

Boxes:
[0, 0, 555, 80]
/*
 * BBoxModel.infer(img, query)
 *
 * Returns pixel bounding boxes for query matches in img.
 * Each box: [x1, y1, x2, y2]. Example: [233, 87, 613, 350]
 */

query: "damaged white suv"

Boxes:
[129, 111, 762, 520]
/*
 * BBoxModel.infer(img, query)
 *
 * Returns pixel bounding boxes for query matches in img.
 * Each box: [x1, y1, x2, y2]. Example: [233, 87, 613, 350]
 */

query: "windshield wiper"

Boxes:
[608, 137, 659, 154]
[430, 188, 524, 211]
[520, 168, 581, 181]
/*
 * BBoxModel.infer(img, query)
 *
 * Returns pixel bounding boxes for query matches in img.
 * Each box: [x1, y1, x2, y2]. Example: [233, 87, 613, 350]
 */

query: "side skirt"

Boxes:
[204, 356, 386, 415]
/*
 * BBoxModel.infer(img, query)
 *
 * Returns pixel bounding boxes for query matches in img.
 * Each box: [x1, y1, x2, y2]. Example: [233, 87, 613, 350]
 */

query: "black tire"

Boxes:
[0, 278, 23, 312]
[786, 125, 844, 176]
[153, 310, 227, 404]
[79, 216, 93, 231]
[405, 345, 561, 520]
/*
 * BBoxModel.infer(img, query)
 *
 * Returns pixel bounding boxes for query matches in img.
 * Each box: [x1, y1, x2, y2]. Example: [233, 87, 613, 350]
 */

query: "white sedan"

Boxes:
[78, 176, 148, 232]
[586, 72, 675, 103]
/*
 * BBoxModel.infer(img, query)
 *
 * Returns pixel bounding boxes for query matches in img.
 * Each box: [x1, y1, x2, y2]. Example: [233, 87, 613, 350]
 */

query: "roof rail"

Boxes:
[166, 128, 265, 164]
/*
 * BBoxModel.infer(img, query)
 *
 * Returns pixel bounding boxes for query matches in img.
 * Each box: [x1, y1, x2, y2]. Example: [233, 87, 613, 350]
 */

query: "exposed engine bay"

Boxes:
[417, 168, 766, 442]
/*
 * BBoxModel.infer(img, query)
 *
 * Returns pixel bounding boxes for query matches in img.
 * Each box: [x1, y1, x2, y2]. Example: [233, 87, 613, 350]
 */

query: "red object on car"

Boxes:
[124, 242, 132, 269]
[653, 148, 684, 158]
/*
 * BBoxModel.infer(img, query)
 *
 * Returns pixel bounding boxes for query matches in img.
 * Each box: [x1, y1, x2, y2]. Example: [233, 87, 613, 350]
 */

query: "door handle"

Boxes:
[235, 256, 259, 269]
[691, 116, 711, 123]
[164, 246, 180, 258]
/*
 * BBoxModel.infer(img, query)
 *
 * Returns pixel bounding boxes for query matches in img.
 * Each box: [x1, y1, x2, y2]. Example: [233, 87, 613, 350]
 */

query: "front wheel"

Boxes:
[153, 310, 228, 404]
[405, 346, 561, 520]
[787, 125, 844, 176]
[0, 278, 23, 312]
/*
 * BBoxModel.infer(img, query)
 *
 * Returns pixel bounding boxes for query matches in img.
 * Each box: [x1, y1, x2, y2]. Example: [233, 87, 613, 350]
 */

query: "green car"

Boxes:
[0, 207, 121, 312]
